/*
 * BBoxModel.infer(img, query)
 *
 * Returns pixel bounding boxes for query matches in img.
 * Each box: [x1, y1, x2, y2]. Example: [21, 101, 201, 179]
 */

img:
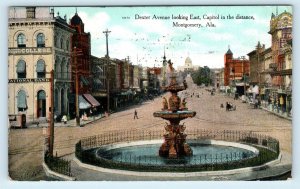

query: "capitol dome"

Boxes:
[185, 57, 192, 67]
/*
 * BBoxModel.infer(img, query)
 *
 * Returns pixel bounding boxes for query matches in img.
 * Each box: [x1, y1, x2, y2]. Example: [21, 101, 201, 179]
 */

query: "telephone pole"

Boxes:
[103, 29, 111, 114]
[48, 70, 54, 157]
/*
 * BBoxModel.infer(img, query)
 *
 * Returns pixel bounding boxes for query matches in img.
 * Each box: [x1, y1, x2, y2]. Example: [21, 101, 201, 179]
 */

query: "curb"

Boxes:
[73, 152, 285, 179]
[43, 162, 76, 181]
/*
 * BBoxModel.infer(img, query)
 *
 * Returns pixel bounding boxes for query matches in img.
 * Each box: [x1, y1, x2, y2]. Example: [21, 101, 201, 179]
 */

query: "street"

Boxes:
[8, 77, 292, 180]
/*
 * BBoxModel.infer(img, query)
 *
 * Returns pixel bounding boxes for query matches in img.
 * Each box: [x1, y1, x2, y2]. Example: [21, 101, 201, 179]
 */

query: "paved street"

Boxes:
[8, 77, 292, 180]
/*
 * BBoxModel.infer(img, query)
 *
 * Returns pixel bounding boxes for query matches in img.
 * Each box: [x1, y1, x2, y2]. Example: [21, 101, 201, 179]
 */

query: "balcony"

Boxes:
[269, 63, 277, 70]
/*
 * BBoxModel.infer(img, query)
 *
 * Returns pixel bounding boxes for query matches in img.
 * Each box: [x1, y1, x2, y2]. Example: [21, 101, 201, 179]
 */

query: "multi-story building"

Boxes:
[69, 11, 100, 117]
[246, 11, 292, 116]
[268, 11, 292, 88]
[8, 7, 75, 123]
[224, 48, 250, 95]
[247, 42, 266, 86]
[212, 68, 224, 89]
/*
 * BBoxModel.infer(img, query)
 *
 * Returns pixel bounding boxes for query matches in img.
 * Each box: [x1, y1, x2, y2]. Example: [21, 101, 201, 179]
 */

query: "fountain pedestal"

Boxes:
[153, 60, 196, 158]
[154, 111, 196, 158]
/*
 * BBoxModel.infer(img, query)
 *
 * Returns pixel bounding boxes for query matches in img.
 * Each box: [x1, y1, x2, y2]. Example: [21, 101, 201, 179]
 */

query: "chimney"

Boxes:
[26, 7, 36, 18]
[50, 8, 54, 18]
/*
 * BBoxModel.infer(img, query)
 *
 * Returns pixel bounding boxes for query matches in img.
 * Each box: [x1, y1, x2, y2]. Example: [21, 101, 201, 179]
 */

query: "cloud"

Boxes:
[77, 11, 110, 40]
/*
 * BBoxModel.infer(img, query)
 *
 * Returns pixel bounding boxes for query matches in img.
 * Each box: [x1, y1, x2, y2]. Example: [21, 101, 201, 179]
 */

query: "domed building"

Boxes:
[177, 56, 199, 72]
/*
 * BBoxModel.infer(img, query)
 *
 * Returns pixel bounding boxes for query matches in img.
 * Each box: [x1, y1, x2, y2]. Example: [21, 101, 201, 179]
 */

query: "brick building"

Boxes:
[224, 48, 250, 91]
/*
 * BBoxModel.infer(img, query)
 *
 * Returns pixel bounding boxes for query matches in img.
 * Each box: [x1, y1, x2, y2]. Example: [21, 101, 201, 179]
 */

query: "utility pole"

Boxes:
[103, 29, 111, 114]
[241, 56, 246, 95]
[74, 47, 80, 127]
[48, 69, 54, 157]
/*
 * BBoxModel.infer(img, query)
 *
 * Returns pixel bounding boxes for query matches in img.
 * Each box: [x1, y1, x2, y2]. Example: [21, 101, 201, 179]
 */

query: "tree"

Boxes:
[191, 66, 212, 86]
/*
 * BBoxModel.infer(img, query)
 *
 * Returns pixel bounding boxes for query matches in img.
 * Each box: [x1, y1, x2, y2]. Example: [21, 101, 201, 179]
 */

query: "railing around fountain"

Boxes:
[75, 129, 280, 172]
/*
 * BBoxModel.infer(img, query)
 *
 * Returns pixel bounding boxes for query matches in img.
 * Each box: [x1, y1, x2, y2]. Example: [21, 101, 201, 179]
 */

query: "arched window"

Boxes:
[17, 90, 27, 112]
[54, 36, 58, 47]
[16, 60, 26, 78]
[37, 90, 46, 117]
[17, 33, 26, 47]
[36, 59, 45, 78]
[60, 38, 64, 49]
[66, 40, 69, 51]
[54, 89, 59, 113]
[37, 33, 45, 47]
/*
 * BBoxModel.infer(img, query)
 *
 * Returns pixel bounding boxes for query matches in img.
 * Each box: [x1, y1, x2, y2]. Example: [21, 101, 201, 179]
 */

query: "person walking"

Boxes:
[134, 109, 139, 119]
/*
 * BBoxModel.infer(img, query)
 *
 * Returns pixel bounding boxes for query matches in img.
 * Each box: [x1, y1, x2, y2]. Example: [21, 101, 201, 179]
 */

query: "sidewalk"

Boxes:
[221, 92, 292, 121]
[260, 106, 292, 121]
[25, 98, 158, 129]
[26, 114, 106, 128]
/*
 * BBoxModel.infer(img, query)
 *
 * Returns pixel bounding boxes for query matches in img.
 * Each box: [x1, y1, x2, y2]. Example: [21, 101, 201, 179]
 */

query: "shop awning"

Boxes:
[79, 95, 91, 109]
[83, 94, 100, 107]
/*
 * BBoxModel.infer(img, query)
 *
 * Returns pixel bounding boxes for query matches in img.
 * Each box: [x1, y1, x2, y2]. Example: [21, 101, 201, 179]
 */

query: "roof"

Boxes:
[70, 12, 82, 25]
[226, 48, 233, 55]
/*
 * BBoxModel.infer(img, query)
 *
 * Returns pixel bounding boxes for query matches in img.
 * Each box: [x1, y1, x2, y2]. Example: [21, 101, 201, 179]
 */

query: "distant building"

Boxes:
[177, 56, 199, 72]
[224, 48, 250, 88]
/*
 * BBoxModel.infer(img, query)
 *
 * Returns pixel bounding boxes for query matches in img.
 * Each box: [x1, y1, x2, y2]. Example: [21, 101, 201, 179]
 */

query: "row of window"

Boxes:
[16, 59, 71, 79]
[17, 33, 70, 50]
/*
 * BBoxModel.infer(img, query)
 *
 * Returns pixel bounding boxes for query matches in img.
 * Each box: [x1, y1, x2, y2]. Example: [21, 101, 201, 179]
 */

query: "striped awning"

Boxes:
[17, 60, 26, 73]
[79, 95, 91, 109]
[83, 94, 100, 107]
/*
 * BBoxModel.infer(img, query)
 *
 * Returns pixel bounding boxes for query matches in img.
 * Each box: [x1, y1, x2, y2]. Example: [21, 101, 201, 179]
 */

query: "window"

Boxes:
[17, 90, 27, 112]
[17, 33, 26, 47]
[60, 38, 64, 49]
[37, 33, 45, 47]
[54, 36, 58, 47]
[16, 60, 26, 78]
[66, 40, 69, 51]
[36, 59, 45, 78]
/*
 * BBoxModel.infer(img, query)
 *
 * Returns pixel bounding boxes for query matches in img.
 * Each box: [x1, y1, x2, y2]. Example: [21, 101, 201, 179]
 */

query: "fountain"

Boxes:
[153, 60, 196, 158]
[74, 61, 280, 178]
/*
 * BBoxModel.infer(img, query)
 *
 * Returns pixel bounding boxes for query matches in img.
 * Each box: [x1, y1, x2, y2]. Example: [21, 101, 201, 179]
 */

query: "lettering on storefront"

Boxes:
[8, 47, 52, 55]
[8, 78, 50, 83]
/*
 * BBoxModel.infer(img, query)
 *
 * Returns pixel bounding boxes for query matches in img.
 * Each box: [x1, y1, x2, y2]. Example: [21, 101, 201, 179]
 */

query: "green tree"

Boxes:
[191, 66, 212, 86]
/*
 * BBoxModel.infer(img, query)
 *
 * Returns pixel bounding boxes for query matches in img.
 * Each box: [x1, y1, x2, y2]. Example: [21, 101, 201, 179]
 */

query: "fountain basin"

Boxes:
[153, 110, 196, 120]
[95, 140, 258, 166]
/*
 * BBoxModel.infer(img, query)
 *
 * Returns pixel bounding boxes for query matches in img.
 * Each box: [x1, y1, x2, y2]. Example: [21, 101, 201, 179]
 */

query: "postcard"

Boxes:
[7, 5, 292, 181]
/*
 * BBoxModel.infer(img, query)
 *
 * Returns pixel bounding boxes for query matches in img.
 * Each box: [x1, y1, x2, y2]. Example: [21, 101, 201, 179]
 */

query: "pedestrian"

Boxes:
[61, 115, 67, 124]
[134, 109, 139, 119]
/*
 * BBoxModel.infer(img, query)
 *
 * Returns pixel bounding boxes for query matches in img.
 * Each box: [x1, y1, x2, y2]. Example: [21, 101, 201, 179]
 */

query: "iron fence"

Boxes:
[44, 153, 72, 177]
[75, 129, 280, 172]
[79, 129, 279, 153]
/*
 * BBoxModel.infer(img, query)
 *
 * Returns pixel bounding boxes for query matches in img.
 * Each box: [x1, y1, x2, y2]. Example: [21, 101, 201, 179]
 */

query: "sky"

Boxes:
[54, 6, 292, 69]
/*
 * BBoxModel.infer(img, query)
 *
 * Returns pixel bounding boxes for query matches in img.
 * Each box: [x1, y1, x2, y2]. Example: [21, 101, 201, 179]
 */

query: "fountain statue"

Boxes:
[153, 60, 196, 158]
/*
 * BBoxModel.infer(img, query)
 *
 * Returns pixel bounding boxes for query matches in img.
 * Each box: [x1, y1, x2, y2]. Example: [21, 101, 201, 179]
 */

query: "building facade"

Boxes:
[224, 48, 250, 90]
[8, 7, 74, 123]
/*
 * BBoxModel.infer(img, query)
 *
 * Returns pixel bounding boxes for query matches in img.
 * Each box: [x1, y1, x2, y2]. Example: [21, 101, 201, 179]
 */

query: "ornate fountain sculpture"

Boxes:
[153, 60, 196, 158]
